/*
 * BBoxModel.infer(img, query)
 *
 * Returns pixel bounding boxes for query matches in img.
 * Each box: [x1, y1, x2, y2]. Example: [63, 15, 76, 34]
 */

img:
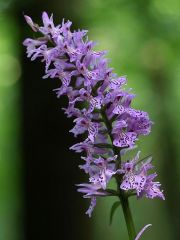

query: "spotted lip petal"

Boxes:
[119, 152, 164, 200]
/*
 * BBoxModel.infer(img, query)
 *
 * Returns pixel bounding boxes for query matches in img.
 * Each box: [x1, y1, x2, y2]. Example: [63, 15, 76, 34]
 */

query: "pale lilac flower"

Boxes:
[77, 183, 109, 217]
[70, 140, 108, 156]
[77, 183, 110, 197]
[89, 155, 117, 189]
[24, 15, 38, 32]
[86, 197, 97, 218]
[119, 152, 165, 200]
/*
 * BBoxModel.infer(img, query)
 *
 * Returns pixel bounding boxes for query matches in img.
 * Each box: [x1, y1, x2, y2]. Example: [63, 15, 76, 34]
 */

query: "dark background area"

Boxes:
[20, 2, 92, 240]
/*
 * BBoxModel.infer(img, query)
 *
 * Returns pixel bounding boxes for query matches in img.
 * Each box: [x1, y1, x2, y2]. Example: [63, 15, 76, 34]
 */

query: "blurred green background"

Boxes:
[0, 0, 180, 239]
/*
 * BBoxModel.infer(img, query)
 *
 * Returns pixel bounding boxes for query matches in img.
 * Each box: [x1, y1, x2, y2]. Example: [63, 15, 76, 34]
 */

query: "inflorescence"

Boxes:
[23, 12, 165, 218]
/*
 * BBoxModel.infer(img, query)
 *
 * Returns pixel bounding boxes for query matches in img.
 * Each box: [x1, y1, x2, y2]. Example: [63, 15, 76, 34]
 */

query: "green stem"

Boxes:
[120, 193, 136, 240]
[100, 107, 136, 240]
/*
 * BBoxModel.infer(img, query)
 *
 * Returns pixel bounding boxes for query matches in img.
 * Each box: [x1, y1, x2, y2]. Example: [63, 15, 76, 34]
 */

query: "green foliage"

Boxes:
[109, 201, 121, 225]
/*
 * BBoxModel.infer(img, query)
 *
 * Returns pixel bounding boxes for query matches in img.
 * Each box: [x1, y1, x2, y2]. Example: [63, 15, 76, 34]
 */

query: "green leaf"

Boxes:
[109, 201, 121, 225]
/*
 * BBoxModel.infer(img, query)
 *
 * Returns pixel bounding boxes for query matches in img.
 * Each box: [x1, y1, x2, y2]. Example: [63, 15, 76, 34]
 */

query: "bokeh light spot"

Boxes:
[0, 54, 21, 87]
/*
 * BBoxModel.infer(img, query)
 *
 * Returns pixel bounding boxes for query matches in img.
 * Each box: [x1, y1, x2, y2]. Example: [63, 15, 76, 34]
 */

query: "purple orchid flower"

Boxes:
[23, 12, 165, 240]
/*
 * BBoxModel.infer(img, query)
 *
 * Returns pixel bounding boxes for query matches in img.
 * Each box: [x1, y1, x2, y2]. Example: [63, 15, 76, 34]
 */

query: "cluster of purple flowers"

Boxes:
[23, 12, 164, 218]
